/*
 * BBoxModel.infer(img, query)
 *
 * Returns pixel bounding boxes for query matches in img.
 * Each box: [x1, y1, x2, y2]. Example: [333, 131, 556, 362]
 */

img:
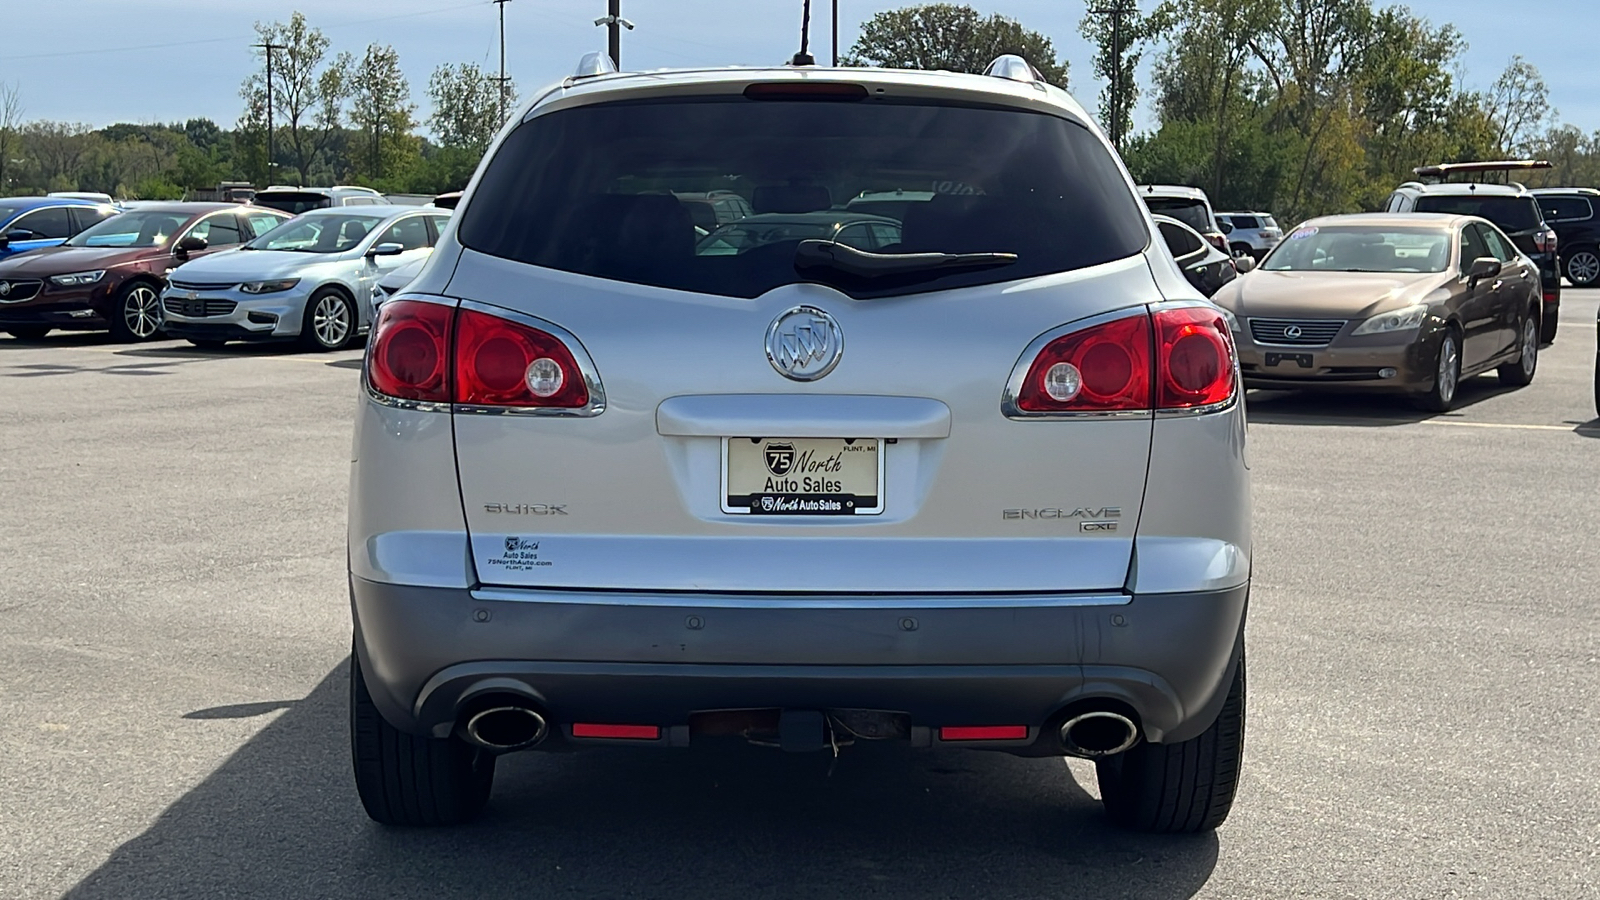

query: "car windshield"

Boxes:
[1263, 226, 1451, 273]
[458, 98, 1148, 299]
[1144, 197, 1213, 232]
[247, 213, 388, 253]
[66, 210, 189, 248]
[1412, 195, 1542, 232]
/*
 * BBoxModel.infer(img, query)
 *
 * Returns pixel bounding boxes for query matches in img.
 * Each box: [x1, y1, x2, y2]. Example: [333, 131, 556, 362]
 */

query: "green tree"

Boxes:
[348, 43, 417, 182]
[0, 83, 22, 194]
[1484, 56, 1554, 157]
[426, 63, 511, 153]
[239, 12, 351, 185]
[844, 4, 1069, 87]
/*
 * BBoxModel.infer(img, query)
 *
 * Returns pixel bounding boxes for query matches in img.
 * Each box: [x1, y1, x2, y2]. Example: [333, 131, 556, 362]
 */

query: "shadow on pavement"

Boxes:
[1571, 417, 1600, 438]
[67, 664, 1219, 900]
[1245, 376, 1517, 426]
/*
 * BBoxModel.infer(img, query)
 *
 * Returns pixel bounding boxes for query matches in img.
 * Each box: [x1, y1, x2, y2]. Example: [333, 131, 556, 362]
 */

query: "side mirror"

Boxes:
[1219, 221, 1234, 235]
[175, 235, 208, 258]
[367, 241, 404, 258]
[1234, 255, 1257, 274]
[5, 229, 33, 244]
[1466, 256, 1501, 282]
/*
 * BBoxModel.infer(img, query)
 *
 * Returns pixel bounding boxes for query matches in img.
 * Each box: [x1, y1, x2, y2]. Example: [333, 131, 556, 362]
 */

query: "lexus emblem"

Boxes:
[766, 305, 843, 381]
[1283, 324, 1303, 339]
[0, 282, 10, 297]
[764, 441, 796, 476]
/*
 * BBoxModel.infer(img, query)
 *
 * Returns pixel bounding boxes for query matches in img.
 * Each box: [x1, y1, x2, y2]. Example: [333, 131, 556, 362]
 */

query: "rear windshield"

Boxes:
[253, 192, 332, 215]
[1413, 195, 1541, 232]
[1143, 197, 1213, 233]
[458, 98, 1148, 299]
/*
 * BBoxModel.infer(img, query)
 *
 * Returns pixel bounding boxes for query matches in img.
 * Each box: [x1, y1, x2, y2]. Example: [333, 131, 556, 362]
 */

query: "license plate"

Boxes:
[722, 437, 883, 515]
[1265, 352, 1313, 368]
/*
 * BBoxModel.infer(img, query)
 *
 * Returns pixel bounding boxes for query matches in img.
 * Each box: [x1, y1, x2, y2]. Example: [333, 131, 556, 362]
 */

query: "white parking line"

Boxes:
[1420, 420, 1585, 432]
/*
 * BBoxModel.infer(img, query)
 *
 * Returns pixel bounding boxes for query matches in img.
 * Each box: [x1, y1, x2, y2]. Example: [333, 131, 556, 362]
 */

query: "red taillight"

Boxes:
[454, 307, 589, 408]
[1535, 228, 1557, 253]
[1011, 306, 1236, 416]
[571, 723, 660, 740]
[1206, 233, 1229, 252]
[940, 725, 1029, 741]
[1015, 313, 1152, 413]
[1153, 306, 1236, 410]
[367, 299, 452, 402]
[366, 300, 591, 409]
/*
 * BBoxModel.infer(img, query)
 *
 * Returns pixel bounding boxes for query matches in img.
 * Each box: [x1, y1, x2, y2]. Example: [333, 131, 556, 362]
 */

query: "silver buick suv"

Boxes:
[348, 54, 1251, 833]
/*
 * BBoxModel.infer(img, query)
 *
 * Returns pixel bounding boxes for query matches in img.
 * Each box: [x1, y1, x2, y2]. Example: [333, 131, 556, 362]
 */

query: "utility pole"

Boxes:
[494, 0, 512, 123]
[832, 0, 839, 66]
[1089, 3, 1131, 152]
[595, 1, 633, 68]
[253, 40, 286, 185]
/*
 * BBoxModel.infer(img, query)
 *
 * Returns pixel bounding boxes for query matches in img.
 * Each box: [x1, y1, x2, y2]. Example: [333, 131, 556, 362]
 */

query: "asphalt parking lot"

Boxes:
[2, 293, 1596, 900]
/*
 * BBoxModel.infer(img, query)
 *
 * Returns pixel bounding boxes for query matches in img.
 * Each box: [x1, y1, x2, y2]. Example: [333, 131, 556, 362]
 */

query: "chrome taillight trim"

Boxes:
[361, 293, 606, 417]
[1001, 301, 1240, 420]
[1001, 305, 1155, 421]
[451, 298, 607, 418]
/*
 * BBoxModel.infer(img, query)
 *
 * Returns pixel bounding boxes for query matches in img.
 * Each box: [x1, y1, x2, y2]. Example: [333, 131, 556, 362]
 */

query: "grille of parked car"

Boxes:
[0, 279, 44, 303]
[163, 297, 238, 317]
[1248, 318, 1345, 346]
[168, 279, 241, 292]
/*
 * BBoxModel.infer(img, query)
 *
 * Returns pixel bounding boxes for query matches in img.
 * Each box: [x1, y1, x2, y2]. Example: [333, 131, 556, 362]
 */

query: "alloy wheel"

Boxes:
[123, 285, 163, 339]
[1437, 334, 1459, 404]
[1568, 250, 1600, 286]
[1520, 317, 1538, 379]
[313, 295, 351, 347]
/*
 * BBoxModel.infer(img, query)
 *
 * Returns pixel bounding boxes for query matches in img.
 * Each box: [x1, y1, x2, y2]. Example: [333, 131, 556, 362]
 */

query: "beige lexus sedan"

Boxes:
[1212, 213, 1541, 410]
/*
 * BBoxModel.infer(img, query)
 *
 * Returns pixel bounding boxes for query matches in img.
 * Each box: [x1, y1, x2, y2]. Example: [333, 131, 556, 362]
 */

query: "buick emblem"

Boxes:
[1283, 324, 1303, 339]
[764, 441, 796, 476]
[766, 305, 843, 381]
[186, 291, 198, 301]
[0, 282, 10, 297]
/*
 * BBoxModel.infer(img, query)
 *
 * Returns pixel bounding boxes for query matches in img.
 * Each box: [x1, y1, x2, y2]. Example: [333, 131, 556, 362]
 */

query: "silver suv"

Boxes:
[348, 55, 1251, 833]
[1216, 211, 1282, 260]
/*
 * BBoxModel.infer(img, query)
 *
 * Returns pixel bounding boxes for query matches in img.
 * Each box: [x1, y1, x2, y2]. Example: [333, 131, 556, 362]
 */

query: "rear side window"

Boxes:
[1231, 215, 1259, 229]
[459, 98, 1148, 299]
[1540, 196, 1593, 221]
[1414, 195, 1542, 233]
[1143, 197, 1212, 233]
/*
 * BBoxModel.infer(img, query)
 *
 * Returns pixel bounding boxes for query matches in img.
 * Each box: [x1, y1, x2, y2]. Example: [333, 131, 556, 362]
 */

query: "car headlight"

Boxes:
[1217, 307, 1241, 333]
[49, 270, 104, 287]
[1352, 304, 1429, 335]
[239, 278, 300, 294]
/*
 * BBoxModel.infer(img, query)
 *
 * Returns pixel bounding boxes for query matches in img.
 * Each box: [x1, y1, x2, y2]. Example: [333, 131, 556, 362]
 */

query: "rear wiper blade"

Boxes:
[794, 239, 1017, 282]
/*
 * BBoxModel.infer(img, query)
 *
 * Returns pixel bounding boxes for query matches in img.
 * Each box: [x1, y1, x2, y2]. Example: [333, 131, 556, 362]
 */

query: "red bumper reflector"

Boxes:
[940, 725, 1028, 741]
[571, 723, 660, 740]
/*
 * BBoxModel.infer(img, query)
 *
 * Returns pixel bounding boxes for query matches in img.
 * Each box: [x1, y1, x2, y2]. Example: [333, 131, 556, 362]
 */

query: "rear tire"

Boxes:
[1565, 247, 1600, 287]
[1498, 312, 1538, 387]
[350, 648, 495, 826]
[1096, 644, 1245, 833]
[6, 326, 48, 341]
[1415, 328, 1461, 412]
[108, 281, 164, 342]
[1540, 304, 1559, 345]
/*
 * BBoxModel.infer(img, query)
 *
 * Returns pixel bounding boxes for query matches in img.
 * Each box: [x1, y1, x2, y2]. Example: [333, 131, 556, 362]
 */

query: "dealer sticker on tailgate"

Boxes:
[722, 437, 884, 515]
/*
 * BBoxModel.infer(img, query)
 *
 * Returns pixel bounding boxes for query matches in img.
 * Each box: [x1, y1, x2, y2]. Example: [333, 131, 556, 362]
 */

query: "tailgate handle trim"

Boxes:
[656, 394, 952, 438]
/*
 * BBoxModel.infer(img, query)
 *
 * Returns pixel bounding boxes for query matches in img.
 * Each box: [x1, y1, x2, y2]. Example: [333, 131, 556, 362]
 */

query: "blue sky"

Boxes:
[2, 0, 1596, 137]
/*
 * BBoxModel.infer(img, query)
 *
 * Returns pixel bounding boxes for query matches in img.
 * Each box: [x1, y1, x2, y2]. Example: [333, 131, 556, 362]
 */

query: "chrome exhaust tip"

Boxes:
[462, 704, 548, 752]
[1059, 710, 1139, 758]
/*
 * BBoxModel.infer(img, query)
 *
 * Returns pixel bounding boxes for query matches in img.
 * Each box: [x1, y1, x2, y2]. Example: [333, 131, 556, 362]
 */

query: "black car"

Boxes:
[1152, 214, 1242, 297]
[1531, 188, 1600, 288]
[1388, 162, 1562, 342]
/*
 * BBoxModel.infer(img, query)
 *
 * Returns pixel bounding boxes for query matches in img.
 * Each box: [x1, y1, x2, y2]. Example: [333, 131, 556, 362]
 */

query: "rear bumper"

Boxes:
[351, 575, 1248, 749]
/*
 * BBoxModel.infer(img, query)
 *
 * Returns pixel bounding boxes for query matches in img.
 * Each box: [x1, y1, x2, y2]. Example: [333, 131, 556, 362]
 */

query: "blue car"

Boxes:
[0, 197, 118, 260]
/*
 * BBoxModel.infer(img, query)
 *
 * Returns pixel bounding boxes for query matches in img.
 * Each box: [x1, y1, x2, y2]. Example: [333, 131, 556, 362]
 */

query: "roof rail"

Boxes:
[983, 55, 1041, 85]
[573, 51, 618, 79]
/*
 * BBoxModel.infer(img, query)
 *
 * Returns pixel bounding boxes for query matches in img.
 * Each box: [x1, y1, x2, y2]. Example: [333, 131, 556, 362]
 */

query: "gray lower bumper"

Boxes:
[351, 576, 1247, 748]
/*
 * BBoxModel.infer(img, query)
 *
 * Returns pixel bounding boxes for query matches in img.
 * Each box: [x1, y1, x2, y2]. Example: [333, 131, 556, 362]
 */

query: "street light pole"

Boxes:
[832, 0, 839, 66]
[594, 1, 633, 69]
[1088, 4, 1131, 152]
[253, 41, 286, 185]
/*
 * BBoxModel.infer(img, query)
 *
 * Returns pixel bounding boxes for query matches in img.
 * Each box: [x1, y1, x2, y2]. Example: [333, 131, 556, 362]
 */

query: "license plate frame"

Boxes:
[721, 437, 885, 516]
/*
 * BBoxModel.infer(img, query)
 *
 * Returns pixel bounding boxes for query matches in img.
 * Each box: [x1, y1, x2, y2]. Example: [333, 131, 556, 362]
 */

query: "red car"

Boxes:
[0, 202, 289, 341]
